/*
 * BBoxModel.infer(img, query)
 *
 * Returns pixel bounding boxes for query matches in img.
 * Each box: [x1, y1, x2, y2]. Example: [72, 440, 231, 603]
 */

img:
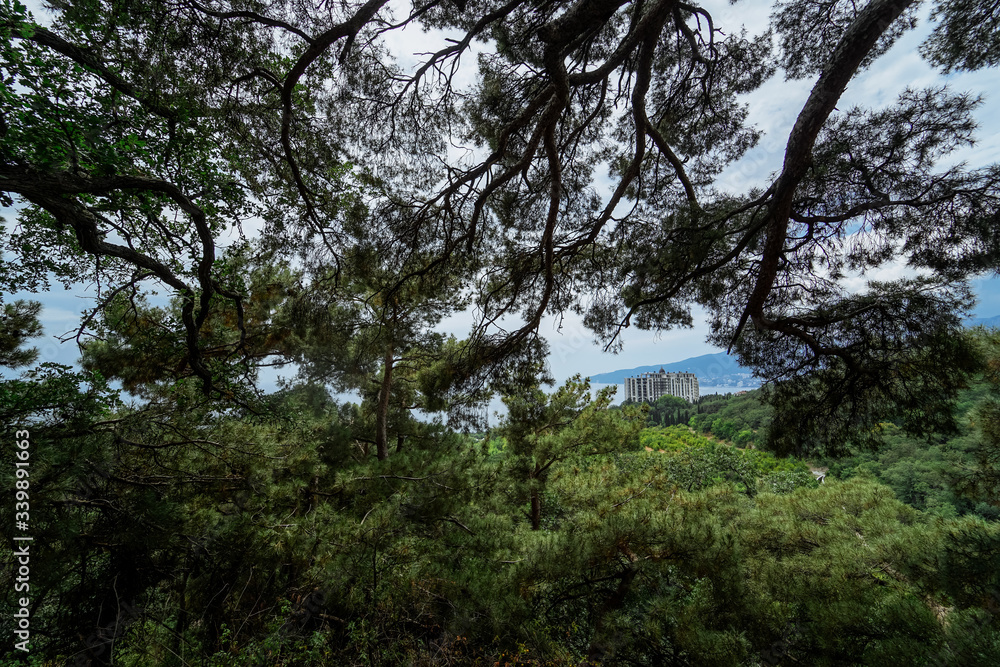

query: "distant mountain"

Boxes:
[967, 315, 1000, 329]
[591, 317, 1000, 387]
[589, 352, 759, 387]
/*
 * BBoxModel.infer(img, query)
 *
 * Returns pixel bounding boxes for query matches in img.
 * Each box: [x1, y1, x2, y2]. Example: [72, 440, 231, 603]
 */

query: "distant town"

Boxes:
[591, 352, 761, 391]
[623, 369, 700, 403]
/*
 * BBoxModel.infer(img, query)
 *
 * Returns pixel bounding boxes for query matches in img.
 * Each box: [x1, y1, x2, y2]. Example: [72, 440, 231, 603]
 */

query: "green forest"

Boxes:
[3, 0, 1000, 664]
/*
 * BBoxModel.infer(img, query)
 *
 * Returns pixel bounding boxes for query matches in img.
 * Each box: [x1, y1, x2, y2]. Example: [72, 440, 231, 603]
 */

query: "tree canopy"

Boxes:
[2, 0, 999, 449]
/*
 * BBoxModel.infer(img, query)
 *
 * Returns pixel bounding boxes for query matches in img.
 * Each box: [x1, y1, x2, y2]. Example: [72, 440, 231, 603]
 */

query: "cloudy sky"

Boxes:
[3, 0, 998, 389]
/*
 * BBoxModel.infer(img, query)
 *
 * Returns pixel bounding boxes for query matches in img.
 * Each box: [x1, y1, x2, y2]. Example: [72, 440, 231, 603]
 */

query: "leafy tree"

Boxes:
[0, 299, 42, 368]
[78, 248, 302, 403]
[644, 393, 695, 427]
[497, 375, 644, 530]
[795, 329, 1000, 519]
[285, 243, 477, 460]
[0, 359, 125, 661]
[1, 0, 998, 447]
[943, 328, 1000, 509]
[0, 0, 348, 394]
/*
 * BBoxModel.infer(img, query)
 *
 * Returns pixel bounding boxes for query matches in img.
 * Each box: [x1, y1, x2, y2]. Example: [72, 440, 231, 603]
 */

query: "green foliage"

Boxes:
[922, 0, 1000, 72]
[498, 375, 646, 530]
[79, 251, 303, 400]
[812, 330, 1000, 520]
[639, 424, 708, 452]
[0, 300, 42, 369]
[0, 361, 124, 659]
[679, 332, 1000, 527]
[636, 425, 814, 498]
[639, 393, 697, 428]
[746, 282, 985, 456]
[689, 390, 773, 448]
[3, 0, 1000, 664]
[5, 356, 1000, 665]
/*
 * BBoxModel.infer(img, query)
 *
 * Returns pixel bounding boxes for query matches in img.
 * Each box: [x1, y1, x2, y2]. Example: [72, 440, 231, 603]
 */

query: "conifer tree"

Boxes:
[499, 376, 645, 529]
[0, 299, 42, 369]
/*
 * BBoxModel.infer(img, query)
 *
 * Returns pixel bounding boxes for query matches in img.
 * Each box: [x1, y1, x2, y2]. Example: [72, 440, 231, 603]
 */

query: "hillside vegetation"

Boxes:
[4, 0, 1000, 663]
[679, 328, 1000, 522]
[4, 363, 1000, 665]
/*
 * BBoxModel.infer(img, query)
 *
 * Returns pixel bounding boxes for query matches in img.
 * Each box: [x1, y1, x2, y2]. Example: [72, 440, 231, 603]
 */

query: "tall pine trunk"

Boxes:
[375, 343, 394, 460]
[530, 488, 541, 530]
[530, 464, 542, 530]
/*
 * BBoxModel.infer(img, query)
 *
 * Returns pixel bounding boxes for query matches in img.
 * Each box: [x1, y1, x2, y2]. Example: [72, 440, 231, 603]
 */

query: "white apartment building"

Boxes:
[623, 369, 699, 403]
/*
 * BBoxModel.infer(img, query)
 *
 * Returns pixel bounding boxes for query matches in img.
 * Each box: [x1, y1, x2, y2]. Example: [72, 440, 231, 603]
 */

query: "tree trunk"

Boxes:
[375, 343, 394, 461]
[530, 487, 541, 531]
[172, 566, 190, 659]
